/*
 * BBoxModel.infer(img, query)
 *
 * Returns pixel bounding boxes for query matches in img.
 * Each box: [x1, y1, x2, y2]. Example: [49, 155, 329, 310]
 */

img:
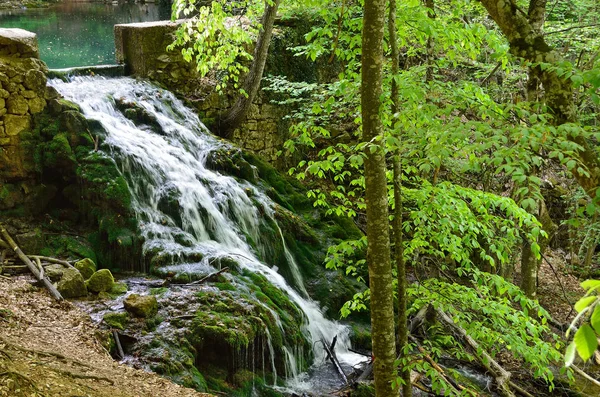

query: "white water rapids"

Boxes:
[50, 76, 364, 392]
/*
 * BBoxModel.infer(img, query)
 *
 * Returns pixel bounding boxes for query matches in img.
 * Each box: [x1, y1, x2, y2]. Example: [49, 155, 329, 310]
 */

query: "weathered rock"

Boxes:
[86, 268, 115, 293]
[103, 312, 129, 330]
[28, 97, 45, 114]
[44, 264, 65, 282]
[110, 282, 128, 295]
[123, 293, 158, 318]
[0, 28, 39, 58]
[24, 69, 46, 92]
[7, 95, 28, 115]
[4, 114, 29, 136]
[15, 229, 44, 254]
[75, 258, 96, 280]
[56, 267, 87, 298]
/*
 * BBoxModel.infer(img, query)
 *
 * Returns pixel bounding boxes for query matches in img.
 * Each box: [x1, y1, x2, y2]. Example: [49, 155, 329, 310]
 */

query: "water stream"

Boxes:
[50, 75, 365, 393]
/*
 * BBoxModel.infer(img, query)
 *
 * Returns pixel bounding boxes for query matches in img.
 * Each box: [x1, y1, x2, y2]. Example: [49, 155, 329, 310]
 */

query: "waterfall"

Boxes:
[50, 76, 364, 389]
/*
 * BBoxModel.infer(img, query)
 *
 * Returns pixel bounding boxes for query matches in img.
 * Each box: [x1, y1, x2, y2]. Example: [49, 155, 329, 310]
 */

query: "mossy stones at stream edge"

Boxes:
[56, 267, 87, 298]
[123, 293, 158, 318]
[103, 312, 129, 330]
[75, 258, 96, 279]
[86, 268, 114, 293]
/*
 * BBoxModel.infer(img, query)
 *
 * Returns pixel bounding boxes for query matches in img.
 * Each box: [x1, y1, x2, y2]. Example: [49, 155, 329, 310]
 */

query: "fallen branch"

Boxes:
[113, 330, 125, 360]
[435, 307, 515, 397]
[187, 267, 230, 285]
[572, 365, 600, 388]
[0, 239, 8, 250]
[0, 224, 62, 301]
[322, 336, 348, 384]
[409, 335, 468, 395]
[30, 255, 75, 269]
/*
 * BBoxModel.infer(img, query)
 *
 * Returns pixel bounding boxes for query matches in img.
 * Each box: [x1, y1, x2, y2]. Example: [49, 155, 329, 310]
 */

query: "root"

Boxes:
[45, 365, 115, 385]
[0, 336, 93, 370]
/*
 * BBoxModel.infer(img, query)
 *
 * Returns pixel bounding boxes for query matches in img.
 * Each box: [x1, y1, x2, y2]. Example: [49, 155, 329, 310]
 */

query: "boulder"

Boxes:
[15, 229, 44, 254]
[75, 258, 96, 280]
[56, 267, 87, 298]
[110, 282, 128, 295]
[44, 264, 65, 282]
[123, 294, 158, 318]
[86, 269, 114, 293]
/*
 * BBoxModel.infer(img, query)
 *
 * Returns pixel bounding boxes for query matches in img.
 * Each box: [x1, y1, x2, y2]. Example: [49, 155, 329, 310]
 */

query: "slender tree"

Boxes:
[216, 0, 282, 138]
[362, 0, 399, 394]
[389, 0, 412, 395]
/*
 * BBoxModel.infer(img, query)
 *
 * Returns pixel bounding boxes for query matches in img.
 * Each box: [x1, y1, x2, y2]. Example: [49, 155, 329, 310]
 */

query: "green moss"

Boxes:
[350, 324, 372, 351]
[214, 281, 236, 291]
[103, 312, 129, 330]
[150, 287, 169, 296]
[110, 282, 128, 295]
[145, 315, 164, 332]
[75, 258, 96, 279]
[87, 268, 115, 292]
[42, 133, 77, 171]
[351, 383, 375, 397]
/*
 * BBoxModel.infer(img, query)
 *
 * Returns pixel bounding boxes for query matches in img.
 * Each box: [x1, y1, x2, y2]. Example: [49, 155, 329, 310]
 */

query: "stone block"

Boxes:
[7, 94, 28, 115]
[28, 97, 45, 114]
[20, 90, 36, 99]
[23, 69, 45, 91]
[4, 114, 30, 136]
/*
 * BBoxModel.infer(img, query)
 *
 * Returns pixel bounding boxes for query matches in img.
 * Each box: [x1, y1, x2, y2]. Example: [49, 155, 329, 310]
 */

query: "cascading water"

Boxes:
[50, 76, 364, 392]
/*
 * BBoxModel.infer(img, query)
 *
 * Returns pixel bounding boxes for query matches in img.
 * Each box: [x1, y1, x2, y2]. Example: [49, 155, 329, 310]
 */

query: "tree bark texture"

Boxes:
[479, 0, 600, 197]
[362, 0, 399, 394]
[216, 0, 281, 139]
[389, 0, 411, 395]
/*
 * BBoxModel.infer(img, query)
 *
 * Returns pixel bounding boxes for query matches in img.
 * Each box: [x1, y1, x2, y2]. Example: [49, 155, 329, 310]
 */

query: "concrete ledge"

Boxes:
[114, 20, 185, 77]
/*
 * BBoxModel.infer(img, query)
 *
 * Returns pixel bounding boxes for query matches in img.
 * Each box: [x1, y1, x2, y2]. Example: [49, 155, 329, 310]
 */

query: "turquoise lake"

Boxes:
[0, 0, 169, 68]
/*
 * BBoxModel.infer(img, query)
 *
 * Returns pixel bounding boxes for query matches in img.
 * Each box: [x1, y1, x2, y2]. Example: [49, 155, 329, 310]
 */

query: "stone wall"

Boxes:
[114, 20, 315, 164]
[0, 28, 52, 185]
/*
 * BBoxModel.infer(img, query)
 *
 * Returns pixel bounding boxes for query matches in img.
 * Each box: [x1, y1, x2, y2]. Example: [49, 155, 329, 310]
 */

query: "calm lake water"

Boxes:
[0, 0, 170, 68]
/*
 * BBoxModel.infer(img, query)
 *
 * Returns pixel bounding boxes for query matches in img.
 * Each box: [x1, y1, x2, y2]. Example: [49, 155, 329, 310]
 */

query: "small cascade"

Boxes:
[50, 76, 364, 390]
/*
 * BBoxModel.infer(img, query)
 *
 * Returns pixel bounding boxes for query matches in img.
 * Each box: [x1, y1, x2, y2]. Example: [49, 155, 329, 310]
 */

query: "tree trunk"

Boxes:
[479, 0, 600, 197]
[389, 0, 411, 395]
[362, 0, 399, 394]
[215, 0, 281, 139]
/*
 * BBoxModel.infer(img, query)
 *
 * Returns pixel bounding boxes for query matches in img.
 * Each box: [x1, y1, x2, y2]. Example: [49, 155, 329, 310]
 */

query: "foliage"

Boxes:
[169, 0, 263, 92]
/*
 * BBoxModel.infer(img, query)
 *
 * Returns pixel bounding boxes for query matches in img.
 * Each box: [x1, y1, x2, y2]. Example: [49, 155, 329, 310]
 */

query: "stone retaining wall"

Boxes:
[0, 28, 52, 182]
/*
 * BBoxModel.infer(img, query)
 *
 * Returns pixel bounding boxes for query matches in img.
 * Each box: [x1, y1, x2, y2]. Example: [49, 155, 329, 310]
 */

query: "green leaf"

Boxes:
[574, 296, 597, 313]
[565, 341, 577, 367]
[581, 280, 600, 292]
[574, 324, 598, 361]
[592, 305, 600, 334]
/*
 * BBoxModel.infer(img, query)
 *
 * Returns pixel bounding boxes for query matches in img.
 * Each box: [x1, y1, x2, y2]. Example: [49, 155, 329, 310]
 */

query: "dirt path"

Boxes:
[0, 276, 213, 397]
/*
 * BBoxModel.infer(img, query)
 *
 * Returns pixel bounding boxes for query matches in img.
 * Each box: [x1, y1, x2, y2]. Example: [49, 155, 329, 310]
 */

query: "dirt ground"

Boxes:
[0, 275, 213, 397]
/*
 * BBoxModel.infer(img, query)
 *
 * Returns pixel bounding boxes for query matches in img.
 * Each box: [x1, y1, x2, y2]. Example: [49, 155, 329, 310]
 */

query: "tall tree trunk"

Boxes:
[479, 0, 600, 197]
[215, 0, 281, 139]
[362, 0, 399, 394]
[389, 0, 412, 395]
[520, 0, 548, 298]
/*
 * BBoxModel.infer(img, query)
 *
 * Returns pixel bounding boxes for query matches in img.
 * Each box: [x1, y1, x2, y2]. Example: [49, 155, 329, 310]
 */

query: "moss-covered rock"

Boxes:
[86, 268, 114, 293]
[103, 312, 129, 330]
[123, 293, 158, 318]
[110, 282, 128, 295]
[56, 267, 87, 298]
[74, 258, 96, 280]
[44, 263, 64, 282]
